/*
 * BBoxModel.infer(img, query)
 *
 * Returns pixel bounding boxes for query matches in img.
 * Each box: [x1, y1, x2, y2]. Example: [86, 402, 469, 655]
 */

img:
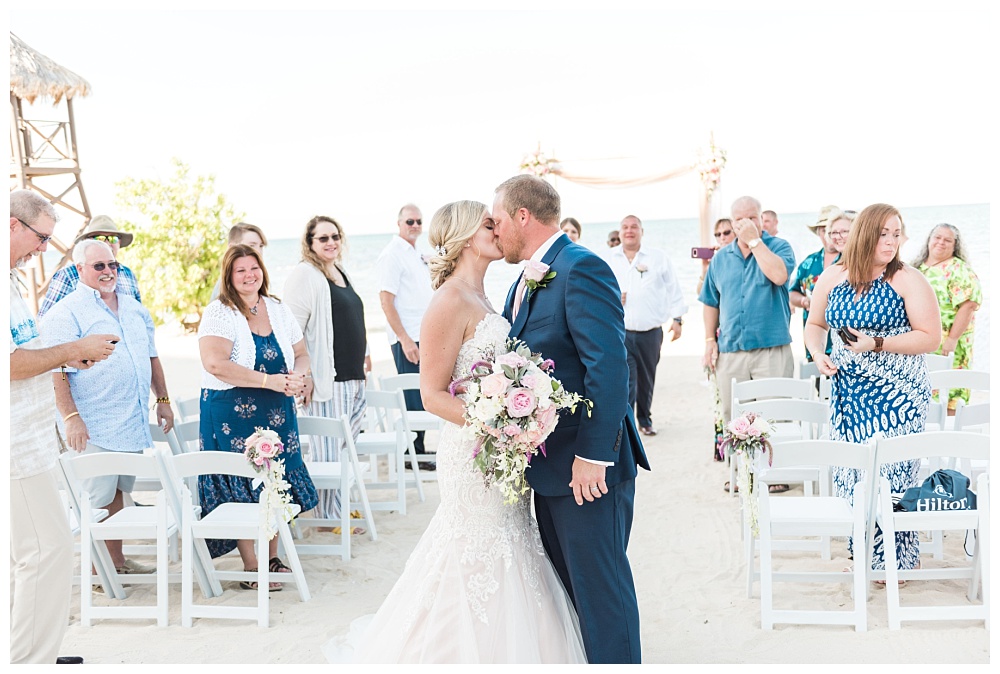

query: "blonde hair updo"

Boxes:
[427, 200, 488, 290]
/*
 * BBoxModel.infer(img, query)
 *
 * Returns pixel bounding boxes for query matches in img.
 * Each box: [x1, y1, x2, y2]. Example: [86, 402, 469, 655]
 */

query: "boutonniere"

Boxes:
[523, 261, 556, 297]
[635, 263, 649, 278]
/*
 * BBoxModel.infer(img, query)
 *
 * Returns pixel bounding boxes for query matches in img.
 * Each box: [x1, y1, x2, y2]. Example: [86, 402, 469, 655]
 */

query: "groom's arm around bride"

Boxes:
[493, 175, 649, 664]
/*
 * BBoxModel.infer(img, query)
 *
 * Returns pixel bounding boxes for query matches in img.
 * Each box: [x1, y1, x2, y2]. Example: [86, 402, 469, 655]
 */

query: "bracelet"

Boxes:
[63, 411, 80, 423]
[706, 337, 716, 342]
[155, 396, 171, 404]
[261, 373, 268, 389]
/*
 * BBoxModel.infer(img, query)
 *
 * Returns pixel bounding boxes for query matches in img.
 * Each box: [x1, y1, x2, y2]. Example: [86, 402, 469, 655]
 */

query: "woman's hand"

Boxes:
[298, 376, 314, 407]
[841, 328, 879, 355]
[941, 335, 958, 356]
[814, 353, 838, 376]
[65, 415, 89, 452]
[282, 372, 308, 397]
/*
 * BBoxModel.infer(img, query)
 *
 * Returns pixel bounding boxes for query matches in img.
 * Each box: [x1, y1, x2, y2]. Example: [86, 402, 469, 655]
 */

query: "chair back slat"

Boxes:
[61, 451, 161, 482]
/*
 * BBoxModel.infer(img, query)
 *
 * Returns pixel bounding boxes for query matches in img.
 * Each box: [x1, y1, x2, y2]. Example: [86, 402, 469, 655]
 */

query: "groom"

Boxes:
[494, 175, 649, 664]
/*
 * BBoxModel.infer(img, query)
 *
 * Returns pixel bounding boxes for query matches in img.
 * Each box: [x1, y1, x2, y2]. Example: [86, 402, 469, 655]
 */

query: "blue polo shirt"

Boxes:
[699, 233, 795, 353]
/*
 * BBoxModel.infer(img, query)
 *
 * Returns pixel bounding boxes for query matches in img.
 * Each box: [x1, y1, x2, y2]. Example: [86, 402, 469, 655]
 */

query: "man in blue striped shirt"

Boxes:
[37, 215, 142, 319]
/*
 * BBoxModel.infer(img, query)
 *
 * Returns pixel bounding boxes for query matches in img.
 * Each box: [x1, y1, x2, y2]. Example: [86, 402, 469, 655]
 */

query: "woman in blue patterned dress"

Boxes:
[804, 204, 941, 573]
[198, 245, 318, 588]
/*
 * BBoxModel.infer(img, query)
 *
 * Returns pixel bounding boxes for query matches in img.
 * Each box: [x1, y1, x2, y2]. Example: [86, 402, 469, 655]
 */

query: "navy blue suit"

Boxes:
[503, 234, 649, 664]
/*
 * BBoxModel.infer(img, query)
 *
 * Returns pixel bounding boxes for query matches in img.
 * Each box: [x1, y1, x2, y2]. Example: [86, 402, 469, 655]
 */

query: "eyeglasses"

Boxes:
[16, 217, 53, 245]
[313, 234, 341, 243]
[827, 230, 850, 239]
[404, 219, 422, 226]
[86, 261, 120, 272]
[93, 235, 120, 244]
[714, 229, 733, 238]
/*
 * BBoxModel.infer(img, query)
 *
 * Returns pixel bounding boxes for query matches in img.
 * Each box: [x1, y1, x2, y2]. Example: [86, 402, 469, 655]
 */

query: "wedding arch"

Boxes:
[519, 135, 726, 245]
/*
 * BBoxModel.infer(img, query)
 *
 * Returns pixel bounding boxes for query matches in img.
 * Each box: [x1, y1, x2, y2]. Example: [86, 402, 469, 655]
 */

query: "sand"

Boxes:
[57, 323, 990, 664]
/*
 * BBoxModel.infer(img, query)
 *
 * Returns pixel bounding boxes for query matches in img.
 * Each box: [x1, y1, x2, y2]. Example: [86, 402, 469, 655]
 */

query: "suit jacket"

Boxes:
[503, 234, 650, 496]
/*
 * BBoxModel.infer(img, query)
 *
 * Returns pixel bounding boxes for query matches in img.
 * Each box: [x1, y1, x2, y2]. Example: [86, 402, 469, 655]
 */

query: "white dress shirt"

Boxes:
[376, 236, 433, 344]
[604, 245, 687, 331]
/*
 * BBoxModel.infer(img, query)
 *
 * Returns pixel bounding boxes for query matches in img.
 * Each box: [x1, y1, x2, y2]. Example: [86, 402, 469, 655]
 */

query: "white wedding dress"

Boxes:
[323, 314, 586, 664]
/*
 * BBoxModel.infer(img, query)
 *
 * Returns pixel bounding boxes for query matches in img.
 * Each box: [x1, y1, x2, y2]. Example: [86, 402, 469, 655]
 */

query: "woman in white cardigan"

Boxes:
[198, 245, 317, 589]
[284, 216, 370, 528]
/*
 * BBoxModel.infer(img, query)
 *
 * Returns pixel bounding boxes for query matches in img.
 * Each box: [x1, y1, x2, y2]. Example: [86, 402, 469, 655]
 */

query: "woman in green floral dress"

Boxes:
[913, 224, 982, 412]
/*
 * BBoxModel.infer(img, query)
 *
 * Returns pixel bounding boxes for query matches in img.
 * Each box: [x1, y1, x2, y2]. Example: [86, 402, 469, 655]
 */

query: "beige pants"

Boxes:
[716, 344, 794, 423]
[9, 467, 72, 664]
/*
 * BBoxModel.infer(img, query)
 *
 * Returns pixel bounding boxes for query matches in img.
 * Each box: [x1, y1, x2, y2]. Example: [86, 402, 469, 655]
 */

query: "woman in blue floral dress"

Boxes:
[805, 204, 941, 573]
[198, 245, 318, 587]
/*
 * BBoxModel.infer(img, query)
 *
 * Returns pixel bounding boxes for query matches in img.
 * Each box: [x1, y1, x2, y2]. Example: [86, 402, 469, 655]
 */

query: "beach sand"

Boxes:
[57, 323, 990, 663]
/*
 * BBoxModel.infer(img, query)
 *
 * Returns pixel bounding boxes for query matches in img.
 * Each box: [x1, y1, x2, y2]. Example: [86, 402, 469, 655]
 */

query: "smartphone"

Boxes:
[837, 327, 858, 344]
[691, 247, 715, 260]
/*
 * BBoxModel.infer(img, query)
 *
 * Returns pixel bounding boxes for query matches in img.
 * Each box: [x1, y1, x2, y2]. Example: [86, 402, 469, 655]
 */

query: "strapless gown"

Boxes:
[322, 314, 587, 663]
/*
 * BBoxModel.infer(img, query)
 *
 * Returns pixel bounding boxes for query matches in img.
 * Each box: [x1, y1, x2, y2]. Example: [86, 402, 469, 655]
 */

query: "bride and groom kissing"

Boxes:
[326, 175, 649, 664]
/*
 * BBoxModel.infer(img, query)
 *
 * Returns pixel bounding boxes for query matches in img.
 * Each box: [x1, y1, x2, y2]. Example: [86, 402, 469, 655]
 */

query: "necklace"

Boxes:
[249, 296, 261, 315]
[452, 276, 485, 296]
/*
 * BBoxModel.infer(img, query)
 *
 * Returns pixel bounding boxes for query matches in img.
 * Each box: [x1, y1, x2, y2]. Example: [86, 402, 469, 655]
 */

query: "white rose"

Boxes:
[749, 416, 772, 436]
[475, 396, 504, 421]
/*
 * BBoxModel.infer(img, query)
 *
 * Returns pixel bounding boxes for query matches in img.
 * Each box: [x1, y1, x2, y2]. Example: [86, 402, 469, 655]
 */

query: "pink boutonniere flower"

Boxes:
[635, 263, 649, 278]
[523, 261, 556, 297]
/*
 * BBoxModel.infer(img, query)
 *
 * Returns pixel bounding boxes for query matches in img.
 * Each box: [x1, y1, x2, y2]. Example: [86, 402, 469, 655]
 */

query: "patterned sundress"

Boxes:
[826, 274, 930, 571]
[198, 331, 319, 558]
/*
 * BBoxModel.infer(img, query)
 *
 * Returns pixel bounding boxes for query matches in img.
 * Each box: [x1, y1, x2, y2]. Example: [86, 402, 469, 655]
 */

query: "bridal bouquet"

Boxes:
[451, 338, 592, 505]
[720, 411, 775, 536]
[243, 427, 295, 536]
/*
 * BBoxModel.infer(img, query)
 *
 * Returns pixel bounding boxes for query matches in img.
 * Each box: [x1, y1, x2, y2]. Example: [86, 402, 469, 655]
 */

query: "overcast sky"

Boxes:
[10, 2, 992, 241]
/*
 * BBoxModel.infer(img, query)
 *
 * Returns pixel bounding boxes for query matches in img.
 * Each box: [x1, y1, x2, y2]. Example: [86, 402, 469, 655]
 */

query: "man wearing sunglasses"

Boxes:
[37, 215, 142, 319]
[41, 238, 174, 577]
[376, 203, 435, 466]
[10, 190, 119, 665]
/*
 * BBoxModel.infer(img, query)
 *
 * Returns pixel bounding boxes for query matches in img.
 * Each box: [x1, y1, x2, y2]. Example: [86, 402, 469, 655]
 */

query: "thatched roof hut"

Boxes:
[10, 32, 91, 104]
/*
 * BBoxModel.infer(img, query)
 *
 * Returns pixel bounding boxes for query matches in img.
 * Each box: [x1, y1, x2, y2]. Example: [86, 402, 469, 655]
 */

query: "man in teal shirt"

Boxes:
[789, 205, 846, 361]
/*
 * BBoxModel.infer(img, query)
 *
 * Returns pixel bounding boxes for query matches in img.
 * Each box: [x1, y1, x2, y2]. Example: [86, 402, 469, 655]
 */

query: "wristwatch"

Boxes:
[673, 317, 683, 326]
[748, 237, 762, 249]
[873, 336, 884, 353]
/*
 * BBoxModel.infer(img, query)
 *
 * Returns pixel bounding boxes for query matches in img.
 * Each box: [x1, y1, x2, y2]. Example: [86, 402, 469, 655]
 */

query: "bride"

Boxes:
[324, 201, 586, 663]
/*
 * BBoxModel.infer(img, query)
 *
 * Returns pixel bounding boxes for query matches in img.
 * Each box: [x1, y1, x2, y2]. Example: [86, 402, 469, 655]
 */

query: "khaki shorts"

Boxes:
[78, 443, 138, 508]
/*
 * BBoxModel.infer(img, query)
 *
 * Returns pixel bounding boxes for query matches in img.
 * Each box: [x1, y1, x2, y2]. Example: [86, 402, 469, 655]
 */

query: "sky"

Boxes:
[8, 2, 994, 242]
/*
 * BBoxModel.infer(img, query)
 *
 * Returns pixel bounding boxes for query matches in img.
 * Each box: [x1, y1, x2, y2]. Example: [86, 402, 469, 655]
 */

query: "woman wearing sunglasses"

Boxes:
[284, 216, 371, 533]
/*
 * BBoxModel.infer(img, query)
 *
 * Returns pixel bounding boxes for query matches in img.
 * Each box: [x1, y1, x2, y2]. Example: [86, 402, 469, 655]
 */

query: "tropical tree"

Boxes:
[115, 158, 243, 329]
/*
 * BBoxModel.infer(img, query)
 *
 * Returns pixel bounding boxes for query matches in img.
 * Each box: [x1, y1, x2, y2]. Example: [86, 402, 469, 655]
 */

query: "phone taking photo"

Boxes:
[691, 247, 715, 260]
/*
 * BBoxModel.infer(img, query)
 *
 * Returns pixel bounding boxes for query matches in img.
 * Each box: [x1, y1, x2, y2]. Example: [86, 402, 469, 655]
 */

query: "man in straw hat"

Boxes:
[10, 189, 118, 664]
[37, 214, 142, 319]
[789, 205, 853, 361]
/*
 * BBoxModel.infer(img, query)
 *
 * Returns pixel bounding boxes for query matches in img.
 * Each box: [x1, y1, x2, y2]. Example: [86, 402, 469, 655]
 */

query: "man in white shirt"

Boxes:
[9, 190, 117, 664]
[376, 204, 435, 462]
[604, 215, 686, 437]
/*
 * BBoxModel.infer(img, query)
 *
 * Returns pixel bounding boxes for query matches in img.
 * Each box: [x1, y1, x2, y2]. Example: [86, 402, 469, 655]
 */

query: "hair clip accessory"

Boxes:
[434, 244, 447, 256]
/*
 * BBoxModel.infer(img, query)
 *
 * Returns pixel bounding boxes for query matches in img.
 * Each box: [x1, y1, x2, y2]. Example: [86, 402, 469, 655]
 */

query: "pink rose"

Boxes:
[480, 372, 512, 398]
[523, 260, 550, 283]
[520, 374, 537, 389]
[728, 416, 750, 440]
[503, 424, 521, 437]
[496, 351, 528, 369]
[505, 388, 536, 418]
[258, 441, 274, 457]
[747, 426, 761, 437]
[537, 404, 558, 433]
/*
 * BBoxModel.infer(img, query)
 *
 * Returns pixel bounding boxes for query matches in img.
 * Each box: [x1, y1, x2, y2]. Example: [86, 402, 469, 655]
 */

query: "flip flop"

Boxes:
[723, 481, 739, 494]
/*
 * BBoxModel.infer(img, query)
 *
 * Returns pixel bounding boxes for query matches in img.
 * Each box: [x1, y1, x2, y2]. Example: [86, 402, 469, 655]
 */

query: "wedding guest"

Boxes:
[211, 222, 268, 300]
[198, 245, 318, 589]
[376, 204, 435, 468]
[761, 209, 779, 235]
[788, 206, 854, 361]
[699, 217, 735, 460]
[37, 215, 141, 319]
[607, 230, 621, 247]
[285, 216, 370, 531]
[10, 189, 115, 665]
[806, 203, 939, 575]
[701, 196, 795, 491]
[42, 239, 173, 573]
[560, 217, 582, 243]
[604, 214, 686, 436]
[913, 224, 982, 413]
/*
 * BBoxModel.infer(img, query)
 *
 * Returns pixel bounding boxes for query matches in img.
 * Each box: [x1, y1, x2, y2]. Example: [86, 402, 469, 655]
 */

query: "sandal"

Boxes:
[268, 557, 292, 574]
[723, 481, 739, 494]
[239, 568, 282, 592]
[768, 484, 791, 494]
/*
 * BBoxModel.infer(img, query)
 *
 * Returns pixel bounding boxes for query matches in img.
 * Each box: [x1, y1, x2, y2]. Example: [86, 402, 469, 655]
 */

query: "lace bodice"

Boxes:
[403, 313, 547, 626]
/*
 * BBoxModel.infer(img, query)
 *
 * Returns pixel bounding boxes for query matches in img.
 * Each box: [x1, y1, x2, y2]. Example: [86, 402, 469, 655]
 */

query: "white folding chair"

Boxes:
[379, 372, 443, 435]
[160, 450, 310, 627]
[925, 369, 990, 432]
[925, 352, 956, 372]
[56, 458, 118, 599]
[59, 451, 176, 626]
[728, 377, 816, 497]
[873, 431, 990, 630]
[294, 415, 378, 560]
[356, 388, 426, 513]
[757, 439, 875, 631]
[175, 396, 201, 423]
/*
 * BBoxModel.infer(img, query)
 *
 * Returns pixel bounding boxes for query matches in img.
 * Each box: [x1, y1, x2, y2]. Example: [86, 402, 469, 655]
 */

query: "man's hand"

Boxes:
[569, 457, 608, 506]
[669, 320, 682, 342]
[401, 336, 420, 364]
[75, 333, 119, 364]
[734, 218, 761, 246]
[364, 355, 373, 374]
[156, 402, 175, 433]
[702, 340, 719, 372]
[65, 416, 89, 452]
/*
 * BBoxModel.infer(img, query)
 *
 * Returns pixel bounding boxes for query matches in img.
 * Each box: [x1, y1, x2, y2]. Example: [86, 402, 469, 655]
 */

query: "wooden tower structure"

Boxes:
[9, 32, 93, 311]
